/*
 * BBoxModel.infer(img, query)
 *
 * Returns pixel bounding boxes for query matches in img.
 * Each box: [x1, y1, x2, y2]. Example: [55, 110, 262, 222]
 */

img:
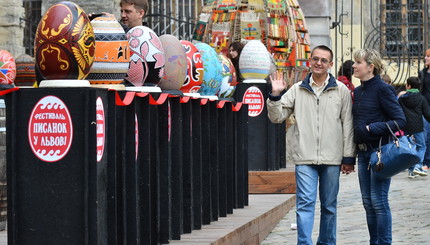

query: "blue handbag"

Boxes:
[369, 122, 420, 179]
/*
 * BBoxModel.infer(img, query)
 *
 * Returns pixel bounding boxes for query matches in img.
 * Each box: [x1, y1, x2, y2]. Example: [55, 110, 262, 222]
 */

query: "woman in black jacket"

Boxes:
[352, 48, 406, 245]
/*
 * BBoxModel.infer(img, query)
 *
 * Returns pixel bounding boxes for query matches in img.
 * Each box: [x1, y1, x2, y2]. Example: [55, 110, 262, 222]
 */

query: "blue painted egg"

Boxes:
[194, 43, 223, 96]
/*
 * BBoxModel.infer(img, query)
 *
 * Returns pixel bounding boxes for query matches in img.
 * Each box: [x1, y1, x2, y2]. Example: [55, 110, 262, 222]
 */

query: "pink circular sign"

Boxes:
[242, 86, 265, 117]
[28, 96, 73, 162]
[96, 97, 105, 162]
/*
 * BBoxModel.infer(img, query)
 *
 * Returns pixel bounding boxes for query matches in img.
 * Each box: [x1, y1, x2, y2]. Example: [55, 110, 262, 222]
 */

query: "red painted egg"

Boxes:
[125, 26, 165, 86]
[15, 54, 36, 86]
[34, 1, 95, 83]
[0, 50, 16, 85]
[180, 40, 204, 93]
[159, 35, 187, 90]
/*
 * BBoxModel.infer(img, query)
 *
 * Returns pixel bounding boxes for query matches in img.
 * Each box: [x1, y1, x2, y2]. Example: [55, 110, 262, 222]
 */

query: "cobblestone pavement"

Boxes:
[262, 170, 430, 244]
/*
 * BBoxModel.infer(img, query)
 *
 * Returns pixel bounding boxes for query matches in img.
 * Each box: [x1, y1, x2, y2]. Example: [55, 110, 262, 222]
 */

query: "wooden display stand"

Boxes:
[249, 169, 296, 194]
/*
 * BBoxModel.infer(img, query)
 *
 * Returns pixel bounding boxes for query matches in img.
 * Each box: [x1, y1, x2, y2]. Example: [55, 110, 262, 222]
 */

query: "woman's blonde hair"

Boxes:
[353, 48, 384, 76]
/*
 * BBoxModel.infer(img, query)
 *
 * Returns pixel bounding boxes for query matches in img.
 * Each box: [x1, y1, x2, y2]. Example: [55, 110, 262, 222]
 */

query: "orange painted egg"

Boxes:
[0, 50, 16, 85]
[180, 40, 204, 93]
[88, 15, 130, 84]
[34, 1, 95, 83]
[15, 54, 36, 86]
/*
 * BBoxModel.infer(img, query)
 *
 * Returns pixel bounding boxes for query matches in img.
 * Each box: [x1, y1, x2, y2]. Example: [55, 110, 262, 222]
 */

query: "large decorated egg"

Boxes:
[180, 40, 204, 93]
[34, 1, 95, 83]
[126, 26, 165, 86]
[15, 54, 36, 86]
[158, 35, 187, 90]
[217, 54, 237, 98]
[194, 43, 223, 96]
[239, 40, 272, 81]
[0, 50, 16, 85]
[87, 15, 130, 84]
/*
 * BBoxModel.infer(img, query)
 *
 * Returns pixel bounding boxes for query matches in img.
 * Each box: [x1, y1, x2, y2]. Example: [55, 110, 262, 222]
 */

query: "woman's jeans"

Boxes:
[357, 149, 392, 245]
[295, 165, 340, 245]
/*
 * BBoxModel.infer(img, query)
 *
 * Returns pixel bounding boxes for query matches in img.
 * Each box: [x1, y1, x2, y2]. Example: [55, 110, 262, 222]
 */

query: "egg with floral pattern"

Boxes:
[126, 26, 165, 86]
[34, 1, 95, 84]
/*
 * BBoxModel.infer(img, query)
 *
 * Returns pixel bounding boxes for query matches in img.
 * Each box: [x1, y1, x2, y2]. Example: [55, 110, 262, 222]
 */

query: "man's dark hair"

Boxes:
[311, 45, 333, 62]
[407, 76, 421, 89]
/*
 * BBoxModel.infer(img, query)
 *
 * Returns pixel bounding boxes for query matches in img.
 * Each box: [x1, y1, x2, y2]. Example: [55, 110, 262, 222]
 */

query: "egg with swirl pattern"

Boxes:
[34, 1, 95, 84]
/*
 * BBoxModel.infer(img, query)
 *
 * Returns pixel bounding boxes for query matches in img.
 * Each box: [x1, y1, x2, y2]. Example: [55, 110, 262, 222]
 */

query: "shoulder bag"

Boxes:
[369, 121, 420, 179]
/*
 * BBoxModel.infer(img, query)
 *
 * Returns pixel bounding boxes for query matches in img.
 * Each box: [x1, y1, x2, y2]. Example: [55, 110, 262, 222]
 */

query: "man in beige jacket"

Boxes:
[267, 45, 355, 245]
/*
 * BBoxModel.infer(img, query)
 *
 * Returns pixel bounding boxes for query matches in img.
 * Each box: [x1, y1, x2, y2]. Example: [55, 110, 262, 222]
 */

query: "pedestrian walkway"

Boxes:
[262, 170, 430, 244]
[1, 170, 429, 244]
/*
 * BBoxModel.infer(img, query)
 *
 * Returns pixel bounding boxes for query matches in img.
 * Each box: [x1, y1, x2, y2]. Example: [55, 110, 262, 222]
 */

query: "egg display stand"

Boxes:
[243, 79, 267, 83]
[125, 86, 162, 93]
[39, 79, 91, 88]
[90, 83, 126, 90]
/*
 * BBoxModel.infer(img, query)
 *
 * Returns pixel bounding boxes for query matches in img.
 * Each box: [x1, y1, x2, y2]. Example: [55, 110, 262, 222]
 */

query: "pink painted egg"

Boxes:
[180, 40, 204, 93]
[125, 26, 165, 86]
[14, 54, 36, 86]
[0, 50, 16, 85]
[88, 15, 130, 84]
[158, 34, 187, 90]
[34, 1, 95, 83]
[217, 54, 237, 98]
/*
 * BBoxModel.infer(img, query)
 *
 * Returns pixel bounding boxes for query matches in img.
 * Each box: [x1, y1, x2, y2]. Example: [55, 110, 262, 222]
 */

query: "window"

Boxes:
[23, 0, 42, 56]
[381, 0, 425, 57]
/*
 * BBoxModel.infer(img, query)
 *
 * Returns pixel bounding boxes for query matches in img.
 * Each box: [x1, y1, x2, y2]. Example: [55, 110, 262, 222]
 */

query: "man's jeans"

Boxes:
[408, 131, 426, 172]
[357, 150, 392, 245]
[295, 165, 340, 245]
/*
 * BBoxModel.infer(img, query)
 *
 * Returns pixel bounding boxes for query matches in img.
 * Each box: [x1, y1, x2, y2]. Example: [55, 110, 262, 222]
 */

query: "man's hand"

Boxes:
[341, 164, 355, 175]
[269, 71, 287, 96]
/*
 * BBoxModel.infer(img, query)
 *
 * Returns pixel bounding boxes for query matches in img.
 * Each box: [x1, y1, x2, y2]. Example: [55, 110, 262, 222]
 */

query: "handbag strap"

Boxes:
[385, 122, 400, 140]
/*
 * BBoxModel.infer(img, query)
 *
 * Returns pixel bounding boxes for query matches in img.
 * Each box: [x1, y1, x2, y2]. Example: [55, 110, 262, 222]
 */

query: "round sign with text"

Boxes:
[28, 95, 73, 162]
[242, 86, 265, 117]
[96, 97, 105, 162]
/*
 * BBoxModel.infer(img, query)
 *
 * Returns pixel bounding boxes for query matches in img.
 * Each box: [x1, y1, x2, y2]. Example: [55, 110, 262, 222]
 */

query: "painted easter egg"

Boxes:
[194, 43, 223, 96]
[14, 54, 36, 86]
[34, 1, 95, 83]
[239, 40, 272, 81]
[180, 40, 204, 93]
[0, 50, 16, 85]
[125, 26, 165, 86]
[158, 35, 187, 90]
[87, 15, 130, 84]
[217, 54, 237, 98]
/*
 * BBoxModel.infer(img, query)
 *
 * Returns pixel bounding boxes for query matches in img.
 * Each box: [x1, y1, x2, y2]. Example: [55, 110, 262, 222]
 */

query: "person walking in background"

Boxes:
[267, 45, 355, 245]
[381, 74, 392, 85]
[91, 0, 149, 32]
[352, 48, 406, 245]
[227, 42, 245, 83]
[419, 48, 430, 172]
[398, 76, 430, 178]
[118, 0, 148, 31]
[337, 60, 355, 98]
